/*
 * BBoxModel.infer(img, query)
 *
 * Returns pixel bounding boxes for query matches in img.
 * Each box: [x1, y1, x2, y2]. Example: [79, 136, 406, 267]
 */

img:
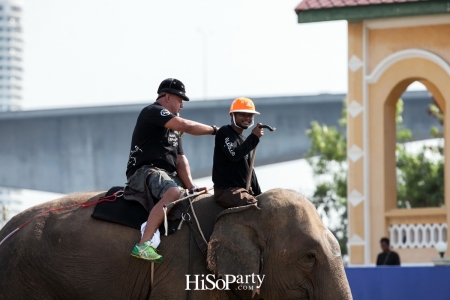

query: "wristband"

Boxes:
[211, 125, 218, 135]
[189, 185, 198, 194]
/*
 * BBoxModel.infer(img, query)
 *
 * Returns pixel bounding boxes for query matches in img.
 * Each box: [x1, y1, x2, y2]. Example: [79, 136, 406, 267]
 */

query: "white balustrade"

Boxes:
[388, 223, 447, 249]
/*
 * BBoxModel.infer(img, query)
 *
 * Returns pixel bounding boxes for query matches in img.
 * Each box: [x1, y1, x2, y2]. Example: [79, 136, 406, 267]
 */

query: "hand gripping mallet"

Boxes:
[245, 124, 276, 191]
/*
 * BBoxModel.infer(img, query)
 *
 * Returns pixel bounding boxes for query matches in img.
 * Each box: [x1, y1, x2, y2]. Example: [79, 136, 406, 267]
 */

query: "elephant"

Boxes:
[0, 188, 352, 300]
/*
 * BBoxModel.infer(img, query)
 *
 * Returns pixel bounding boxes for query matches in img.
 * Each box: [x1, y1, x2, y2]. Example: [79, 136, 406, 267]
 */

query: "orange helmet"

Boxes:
[229, 97, 260, 115]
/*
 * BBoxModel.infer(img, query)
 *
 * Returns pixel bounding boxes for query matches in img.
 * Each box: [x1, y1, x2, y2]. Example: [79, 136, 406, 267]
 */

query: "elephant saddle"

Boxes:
[91, 186, 182, 235]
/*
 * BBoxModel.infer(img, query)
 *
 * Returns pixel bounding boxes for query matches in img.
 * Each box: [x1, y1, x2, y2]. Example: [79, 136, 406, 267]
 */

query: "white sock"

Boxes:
[140, 222, 161, 248]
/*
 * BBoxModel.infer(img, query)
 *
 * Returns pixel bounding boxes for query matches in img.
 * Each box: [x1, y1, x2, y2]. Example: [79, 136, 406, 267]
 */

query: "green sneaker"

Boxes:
[130, 242, 163, 262]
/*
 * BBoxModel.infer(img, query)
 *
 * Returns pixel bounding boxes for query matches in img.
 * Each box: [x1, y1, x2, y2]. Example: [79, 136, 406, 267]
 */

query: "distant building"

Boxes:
[0, 0, 23, 112]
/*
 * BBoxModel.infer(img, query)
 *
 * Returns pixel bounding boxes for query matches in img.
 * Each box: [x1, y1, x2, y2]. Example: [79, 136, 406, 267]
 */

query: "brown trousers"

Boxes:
[214, 187, 258, 208]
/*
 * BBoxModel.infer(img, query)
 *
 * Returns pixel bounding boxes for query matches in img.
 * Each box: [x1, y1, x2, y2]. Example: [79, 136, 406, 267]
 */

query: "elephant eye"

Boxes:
[301, 251, 317, 266]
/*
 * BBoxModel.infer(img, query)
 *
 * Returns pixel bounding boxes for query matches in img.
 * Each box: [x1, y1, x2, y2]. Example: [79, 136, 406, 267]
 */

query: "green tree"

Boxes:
[306, 103, 348, 256]
[397, 101, 444, 208]
[305, 99, 444, 256]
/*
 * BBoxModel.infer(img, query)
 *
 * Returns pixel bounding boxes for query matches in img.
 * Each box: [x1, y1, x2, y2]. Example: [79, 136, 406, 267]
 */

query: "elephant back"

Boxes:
[0, 191, 105, 241]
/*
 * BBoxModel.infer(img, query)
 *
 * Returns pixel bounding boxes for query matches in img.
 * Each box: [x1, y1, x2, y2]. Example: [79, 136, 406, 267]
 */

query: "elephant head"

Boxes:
[207, 188, 352, 300]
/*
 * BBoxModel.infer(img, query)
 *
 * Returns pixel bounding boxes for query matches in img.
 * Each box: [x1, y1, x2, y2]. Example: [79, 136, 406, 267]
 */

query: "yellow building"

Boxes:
[296, 0, 450, 265]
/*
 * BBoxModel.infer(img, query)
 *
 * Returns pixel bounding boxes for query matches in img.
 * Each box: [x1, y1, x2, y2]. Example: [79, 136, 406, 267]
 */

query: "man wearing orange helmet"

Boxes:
[212, 97, 264, 208]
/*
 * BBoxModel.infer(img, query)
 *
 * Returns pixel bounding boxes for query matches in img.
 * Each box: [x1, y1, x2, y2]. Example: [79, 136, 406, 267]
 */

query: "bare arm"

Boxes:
[165, 116, 214, 136]
[176, 154, 195, 189]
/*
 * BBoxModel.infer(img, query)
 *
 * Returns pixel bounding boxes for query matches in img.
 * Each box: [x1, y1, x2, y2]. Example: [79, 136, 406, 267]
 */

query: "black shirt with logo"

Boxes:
[376, 251, 401, 266]
[212, 125, 261, 195]
[126, 102, 183, 178]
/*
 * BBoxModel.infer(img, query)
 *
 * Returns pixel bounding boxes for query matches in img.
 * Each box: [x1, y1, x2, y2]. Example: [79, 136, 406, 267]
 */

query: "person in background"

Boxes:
[376, 237, 401, 266]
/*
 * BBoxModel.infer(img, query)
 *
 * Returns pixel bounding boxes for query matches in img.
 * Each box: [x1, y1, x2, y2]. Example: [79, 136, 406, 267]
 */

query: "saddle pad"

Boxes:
[91, 186, 180, 235]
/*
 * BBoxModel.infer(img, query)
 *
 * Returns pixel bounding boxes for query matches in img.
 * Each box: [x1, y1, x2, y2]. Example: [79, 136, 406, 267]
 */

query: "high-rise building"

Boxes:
[0, 0, 22, 112]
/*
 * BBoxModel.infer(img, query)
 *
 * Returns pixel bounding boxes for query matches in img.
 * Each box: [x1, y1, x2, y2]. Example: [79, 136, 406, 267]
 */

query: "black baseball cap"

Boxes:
[157, 78, 189, 101]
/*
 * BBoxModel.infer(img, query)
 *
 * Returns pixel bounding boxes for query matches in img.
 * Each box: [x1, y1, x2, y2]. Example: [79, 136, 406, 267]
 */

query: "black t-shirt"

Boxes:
[376, 251, 401, 266]
[126, 102, 184, 178]
[212, 125, 261, 195]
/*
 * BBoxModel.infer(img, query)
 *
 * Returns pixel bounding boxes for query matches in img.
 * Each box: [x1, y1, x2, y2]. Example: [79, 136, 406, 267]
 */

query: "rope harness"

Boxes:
[0, 187, 211, 300]
[163, 188, 211, 259]
[153, 188, 212, 291]
[188, 197, 207, 244]
[0, 190, 124, 247]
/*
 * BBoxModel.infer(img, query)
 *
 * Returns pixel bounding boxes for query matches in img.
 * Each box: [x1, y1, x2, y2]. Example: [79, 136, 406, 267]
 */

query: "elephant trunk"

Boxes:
[314, 260, 352, 300]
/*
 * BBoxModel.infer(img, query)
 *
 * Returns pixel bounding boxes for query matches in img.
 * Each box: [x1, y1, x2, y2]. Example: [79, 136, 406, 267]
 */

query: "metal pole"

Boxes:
[197, 28, 207, 100]
[203, 33, 207, 100]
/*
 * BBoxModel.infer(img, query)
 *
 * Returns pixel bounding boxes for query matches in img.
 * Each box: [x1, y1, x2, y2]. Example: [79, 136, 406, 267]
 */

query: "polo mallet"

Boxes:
[164, 187, 213, 210]
[245, 124, 276, 191]
[162, 187, 213, 237]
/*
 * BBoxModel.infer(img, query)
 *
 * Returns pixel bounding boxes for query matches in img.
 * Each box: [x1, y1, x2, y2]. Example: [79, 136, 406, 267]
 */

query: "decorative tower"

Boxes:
[296, 0, 450, 265]
[0, 0, 23, 112]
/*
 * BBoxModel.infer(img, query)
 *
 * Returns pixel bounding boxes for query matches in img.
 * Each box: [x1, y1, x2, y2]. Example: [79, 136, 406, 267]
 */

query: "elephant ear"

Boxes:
[207, 205, 263, 286]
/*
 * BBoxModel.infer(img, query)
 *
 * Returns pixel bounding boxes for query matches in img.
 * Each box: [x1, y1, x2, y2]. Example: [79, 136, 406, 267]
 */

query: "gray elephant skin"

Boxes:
[0, 188, 352, 300]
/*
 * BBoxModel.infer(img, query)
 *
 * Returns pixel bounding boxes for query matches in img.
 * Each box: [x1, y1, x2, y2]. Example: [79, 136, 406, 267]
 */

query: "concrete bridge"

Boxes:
[0, 91, 437, 194]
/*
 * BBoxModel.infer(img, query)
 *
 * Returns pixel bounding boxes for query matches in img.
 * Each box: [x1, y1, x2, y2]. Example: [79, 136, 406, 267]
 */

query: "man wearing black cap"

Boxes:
[127, 78, 218, 262]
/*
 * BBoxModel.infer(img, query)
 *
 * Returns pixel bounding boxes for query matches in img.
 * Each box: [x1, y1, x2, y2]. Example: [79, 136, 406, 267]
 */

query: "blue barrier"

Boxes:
[345, 266, 450, 300]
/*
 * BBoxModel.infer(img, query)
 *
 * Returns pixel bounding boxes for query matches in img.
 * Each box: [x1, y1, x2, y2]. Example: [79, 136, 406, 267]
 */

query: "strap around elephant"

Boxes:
[182, 201, 208, 258]
[186, 217, 208, 257]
